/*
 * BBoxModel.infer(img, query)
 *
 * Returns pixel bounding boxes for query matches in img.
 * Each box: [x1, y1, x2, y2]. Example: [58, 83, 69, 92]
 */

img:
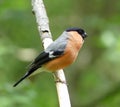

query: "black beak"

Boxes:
[82, 32, 87, 39]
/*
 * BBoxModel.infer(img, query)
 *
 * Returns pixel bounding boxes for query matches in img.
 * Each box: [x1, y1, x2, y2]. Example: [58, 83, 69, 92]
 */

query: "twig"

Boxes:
[31, 0, 71, 107]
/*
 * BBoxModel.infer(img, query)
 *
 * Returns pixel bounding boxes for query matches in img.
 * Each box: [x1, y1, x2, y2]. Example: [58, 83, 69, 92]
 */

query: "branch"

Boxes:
[31, 0, 71, 107]
[31, 0, 53, 48]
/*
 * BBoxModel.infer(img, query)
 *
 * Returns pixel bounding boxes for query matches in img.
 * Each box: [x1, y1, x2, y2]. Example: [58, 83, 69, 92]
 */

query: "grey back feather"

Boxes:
[45, 31, 69, 53]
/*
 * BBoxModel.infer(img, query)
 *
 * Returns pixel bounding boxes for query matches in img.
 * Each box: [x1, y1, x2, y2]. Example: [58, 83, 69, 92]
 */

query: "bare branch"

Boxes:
[31, 0, 71, 107]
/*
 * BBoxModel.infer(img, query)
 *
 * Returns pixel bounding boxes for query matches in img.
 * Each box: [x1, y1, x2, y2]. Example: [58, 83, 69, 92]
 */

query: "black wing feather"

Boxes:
[34, 51, 49, 64]
[52, 50, 64, 56]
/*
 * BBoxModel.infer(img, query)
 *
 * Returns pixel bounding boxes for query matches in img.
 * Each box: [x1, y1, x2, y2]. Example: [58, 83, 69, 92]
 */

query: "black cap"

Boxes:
[66, 27, 87, 39]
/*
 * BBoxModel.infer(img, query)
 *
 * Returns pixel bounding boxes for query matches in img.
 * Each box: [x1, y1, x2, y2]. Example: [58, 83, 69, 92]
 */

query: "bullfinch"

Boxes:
[13, 27, 87, 87]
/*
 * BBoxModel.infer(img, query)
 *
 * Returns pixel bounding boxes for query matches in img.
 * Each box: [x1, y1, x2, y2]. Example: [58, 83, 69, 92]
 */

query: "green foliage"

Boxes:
[0, 0, 120, 107]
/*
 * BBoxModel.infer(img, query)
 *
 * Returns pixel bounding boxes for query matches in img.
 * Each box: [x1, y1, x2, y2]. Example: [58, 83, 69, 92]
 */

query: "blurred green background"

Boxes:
[0, 0, 120, 107]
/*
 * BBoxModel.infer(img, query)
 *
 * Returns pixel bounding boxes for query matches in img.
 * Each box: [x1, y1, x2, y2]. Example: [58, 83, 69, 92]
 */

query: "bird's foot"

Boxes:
[55, 78, 68, 85]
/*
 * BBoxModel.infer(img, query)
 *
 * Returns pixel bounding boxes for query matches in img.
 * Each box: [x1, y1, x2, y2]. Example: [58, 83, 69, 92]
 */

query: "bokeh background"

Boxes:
[0, 0, 120, 107]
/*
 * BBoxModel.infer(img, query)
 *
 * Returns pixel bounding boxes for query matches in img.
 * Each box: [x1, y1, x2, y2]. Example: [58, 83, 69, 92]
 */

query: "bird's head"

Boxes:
[66, 27, 87, 39]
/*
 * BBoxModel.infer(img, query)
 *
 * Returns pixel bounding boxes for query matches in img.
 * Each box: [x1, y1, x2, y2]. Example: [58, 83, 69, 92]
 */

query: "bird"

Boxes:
[13, 27, 87, 87]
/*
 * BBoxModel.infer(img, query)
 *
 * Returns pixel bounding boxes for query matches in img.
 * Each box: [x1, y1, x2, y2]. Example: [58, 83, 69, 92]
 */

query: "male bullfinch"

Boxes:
[13, 27, 87, 87]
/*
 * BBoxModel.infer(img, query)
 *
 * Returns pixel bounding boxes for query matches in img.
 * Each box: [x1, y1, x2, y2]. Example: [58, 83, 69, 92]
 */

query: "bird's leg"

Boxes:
[53, 72, 68, 85]
[55, 77, 67, 84]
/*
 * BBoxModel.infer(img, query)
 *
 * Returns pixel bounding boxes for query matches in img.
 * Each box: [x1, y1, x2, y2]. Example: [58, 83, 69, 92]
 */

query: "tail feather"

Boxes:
[13, 67, 37, 87]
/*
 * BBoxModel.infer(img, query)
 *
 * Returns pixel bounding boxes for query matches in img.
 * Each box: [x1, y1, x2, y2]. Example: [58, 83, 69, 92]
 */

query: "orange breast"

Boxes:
[44, 31, 84, 71]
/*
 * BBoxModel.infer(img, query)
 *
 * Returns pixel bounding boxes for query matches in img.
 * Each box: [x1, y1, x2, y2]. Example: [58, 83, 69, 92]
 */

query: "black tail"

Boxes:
[13, 67, 37, 87]
[13, 51, 52, 87]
